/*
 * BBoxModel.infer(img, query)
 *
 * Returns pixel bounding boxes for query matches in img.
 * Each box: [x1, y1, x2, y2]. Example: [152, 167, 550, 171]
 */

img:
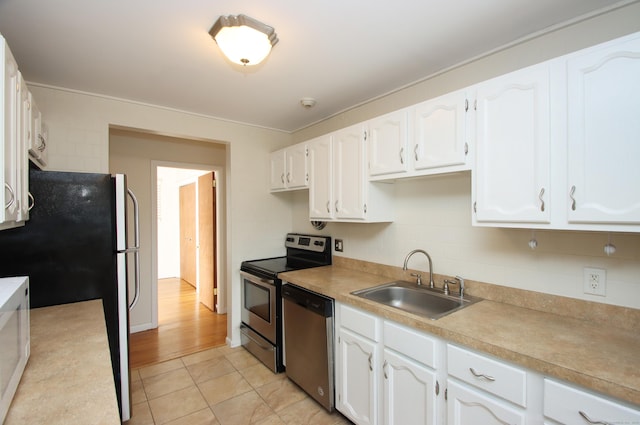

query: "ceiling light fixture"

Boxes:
[209, 14, 278, 66]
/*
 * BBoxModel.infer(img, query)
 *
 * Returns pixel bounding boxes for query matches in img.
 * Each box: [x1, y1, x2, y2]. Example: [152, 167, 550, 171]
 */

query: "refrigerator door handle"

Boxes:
[127, 188, 141, 310]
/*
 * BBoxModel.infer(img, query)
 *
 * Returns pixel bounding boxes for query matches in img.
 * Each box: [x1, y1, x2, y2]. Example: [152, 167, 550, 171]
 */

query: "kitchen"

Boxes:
[0, 1, 639, 424]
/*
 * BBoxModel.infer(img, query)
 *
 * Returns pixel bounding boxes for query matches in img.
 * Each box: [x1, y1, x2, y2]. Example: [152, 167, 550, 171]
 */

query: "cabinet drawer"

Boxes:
[448, 344, 527, 407]
[339, 303, 381, 341]
[544, 379, 640, 424]
[383, 321, 438, 368]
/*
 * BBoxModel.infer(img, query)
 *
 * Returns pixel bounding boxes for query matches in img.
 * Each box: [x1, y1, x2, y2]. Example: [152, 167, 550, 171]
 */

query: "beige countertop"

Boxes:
[280, 261, 640, 408]
[5, 299, 121, 425]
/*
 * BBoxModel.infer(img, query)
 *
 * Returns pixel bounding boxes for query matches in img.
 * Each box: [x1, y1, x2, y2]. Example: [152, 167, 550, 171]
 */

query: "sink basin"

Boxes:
[352, 281, 480, 320]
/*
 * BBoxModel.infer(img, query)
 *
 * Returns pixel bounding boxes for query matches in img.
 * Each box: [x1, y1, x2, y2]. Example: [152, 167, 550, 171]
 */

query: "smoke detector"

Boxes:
[300, 97, 317, 109]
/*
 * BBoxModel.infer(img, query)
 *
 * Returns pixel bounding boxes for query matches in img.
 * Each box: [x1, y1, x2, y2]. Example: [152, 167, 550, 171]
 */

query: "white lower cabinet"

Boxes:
[337, 327, 380, 425]
[544, 379, 640, 425]
[383, 348, 438, 425]
[447, 379, 525, 425]
[336, 303, 444, 425]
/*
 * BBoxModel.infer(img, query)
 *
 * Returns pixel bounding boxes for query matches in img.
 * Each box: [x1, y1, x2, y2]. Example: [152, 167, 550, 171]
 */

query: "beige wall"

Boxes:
[29, 85, 293, 345]
[289, 3, 640, 309]
[109, 130, 227, 331]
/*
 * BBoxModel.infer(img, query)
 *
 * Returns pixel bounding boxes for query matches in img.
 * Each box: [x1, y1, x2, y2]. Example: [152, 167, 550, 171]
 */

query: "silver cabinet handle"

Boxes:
[469, 367, 495, 382]
[539, 187, 545, 212]
[335, 200, 339, 213]
[326, 201, 330, 213]
[368, 353, 373, 371]
[363, 204, 367, 214]
[27, 192, 34, 211]
[4, 183, 15, 209]
[280, 173, 285, 184]
[286, 172, 291, 183]
[383, 360, 388, 379]
[579, 411, 612, 425]
[399, 147, 404, 164]
[414, 144, 419, 161]
[37, 134, 46, 151]
[569, 185, 577, 211]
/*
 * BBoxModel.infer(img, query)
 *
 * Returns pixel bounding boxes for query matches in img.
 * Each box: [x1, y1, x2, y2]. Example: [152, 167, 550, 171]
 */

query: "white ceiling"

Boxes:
[0, 0, 632, 132]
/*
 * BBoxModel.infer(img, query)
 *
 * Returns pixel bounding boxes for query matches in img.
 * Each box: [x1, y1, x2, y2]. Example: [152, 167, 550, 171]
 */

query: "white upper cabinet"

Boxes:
[368, 109, 409, 178]
[333, 123, 367, 220]
[308, 135, 333, 220]
[473, 61, 551, 225]
[412, 89, 472, 174]
[269, 142, 308, 191]
[308, 126, 394, 223]
[368, 91, 472, 182]
[1, 38, 22, 229]
[28, 95, 48, 168]
[565, 34, 640, 226]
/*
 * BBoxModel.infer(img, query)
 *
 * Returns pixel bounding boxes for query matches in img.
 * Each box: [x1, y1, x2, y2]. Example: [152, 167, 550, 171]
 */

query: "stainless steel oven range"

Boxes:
[240, 233, 332, 372]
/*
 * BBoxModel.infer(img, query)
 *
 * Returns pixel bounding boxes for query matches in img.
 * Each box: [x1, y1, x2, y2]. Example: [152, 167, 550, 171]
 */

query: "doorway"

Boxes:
[158, 166, 218, 312]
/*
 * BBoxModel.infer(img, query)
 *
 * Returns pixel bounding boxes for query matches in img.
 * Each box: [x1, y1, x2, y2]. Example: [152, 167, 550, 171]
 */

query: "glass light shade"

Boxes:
[210, 14, 278, 66]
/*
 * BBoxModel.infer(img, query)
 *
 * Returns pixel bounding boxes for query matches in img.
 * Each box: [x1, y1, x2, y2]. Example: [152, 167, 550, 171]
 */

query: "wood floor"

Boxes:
[129, 278, 227, 369]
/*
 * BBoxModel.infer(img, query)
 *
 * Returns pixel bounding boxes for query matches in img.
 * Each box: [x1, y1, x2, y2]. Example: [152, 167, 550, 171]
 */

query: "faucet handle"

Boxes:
[445, 276, 465, 297]
[410, 273, 422, 285]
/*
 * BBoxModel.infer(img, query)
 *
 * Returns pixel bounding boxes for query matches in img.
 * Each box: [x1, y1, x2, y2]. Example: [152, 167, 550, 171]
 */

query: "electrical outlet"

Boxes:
[334, 239, 344, 252]
[583, 267, 606, 296]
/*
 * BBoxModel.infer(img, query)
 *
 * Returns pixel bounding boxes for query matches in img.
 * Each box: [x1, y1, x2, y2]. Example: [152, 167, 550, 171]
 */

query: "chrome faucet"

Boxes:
[402, 249, 434, 288]
[444, 276, 465, 297]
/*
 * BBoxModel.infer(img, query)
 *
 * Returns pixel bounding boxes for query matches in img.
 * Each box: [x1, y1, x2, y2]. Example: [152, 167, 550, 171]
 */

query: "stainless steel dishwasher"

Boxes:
[282, 283, 334, 412]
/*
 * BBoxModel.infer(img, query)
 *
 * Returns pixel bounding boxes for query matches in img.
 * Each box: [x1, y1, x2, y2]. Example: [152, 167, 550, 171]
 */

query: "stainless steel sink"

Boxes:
[352, 280, 480, 320]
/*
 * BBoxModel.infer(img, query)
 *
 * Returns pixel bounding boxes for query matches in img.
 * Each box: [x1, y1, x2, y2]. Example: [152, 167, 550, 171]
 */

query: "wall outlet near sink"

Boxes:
[583, 267, 606, 296]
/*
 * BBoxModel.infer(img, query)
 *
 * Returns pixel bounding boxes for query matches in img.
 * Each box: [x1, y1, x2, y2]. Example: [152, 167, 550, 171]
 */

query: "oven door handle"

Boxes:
[240, 271, 276, 287]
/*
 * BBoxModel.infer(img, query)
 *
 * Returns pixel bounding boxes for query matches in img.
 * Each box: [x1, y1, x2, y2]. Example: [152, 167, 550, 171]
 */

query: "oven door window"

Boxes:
[244, 280, 271, 323]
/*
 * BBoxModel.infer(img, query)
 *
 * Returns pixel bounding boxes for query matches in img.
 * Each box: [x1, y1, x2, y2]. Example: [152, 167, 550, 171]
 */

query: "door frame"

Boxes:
[150, 160, 226, 330]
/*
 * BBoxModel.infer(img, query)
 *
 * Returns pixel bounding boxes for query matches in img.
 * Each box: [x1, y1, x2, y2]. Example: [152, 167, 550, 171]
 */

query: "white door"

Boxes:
[474, 62, 551, 224]
[413, 89, 470, 172]
[269, 149, 286, 190]
[337, 328, 379, 425]
[447, 380, 525, 425]
[308, 135, 333, 220]
[334, 124, 366, 219]
[369, 109, 409, 177]
[383, 349, 437, 425]
[286, 143, 308, 189]
[2, 41, 20, 225]
[566, 34, 640, 224]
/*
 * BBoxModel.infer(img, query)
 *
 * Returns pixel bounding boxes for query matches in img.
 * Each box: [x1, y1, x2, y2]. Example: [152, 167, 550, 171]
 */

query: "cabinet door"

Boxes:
[447, 379, 525, 425]
[286, 143, 308, 189]
[269, 149, 286, 190]
[308, 135, 333, 219]
[474, 62, 551, 224]
[383, 349, 437, 425]
[337, 328, 379, 425]
[566, 35, 640, 224]
[334, 124, 366, 219]
[369, 109, 409, 177]
[413, 90, 470, 172]
[17, 76, 29, 221]
[2, 42, 21, 226]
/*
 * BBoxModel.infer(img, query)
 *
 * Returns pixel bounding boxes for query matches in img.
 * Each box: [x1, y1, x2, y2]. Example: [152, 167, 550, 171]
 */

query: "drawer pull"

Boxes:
[469, 367, 495, 382]
[383, 360, 388, 379]
[368, 353, 373, 371]
[579, 411, 612, 425]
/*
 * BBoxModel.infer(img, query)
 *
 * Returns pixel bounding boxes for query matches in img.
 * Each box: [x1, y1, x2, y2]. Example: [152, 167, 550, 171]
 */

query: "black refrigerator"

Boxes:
[0, 167, 140, 422]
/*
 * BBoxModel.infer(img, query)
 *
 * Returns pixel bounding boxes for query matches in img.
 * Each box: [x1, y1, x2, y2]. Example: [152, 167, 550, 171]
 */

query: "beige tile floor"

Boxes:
[125, 345, 352, 425]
